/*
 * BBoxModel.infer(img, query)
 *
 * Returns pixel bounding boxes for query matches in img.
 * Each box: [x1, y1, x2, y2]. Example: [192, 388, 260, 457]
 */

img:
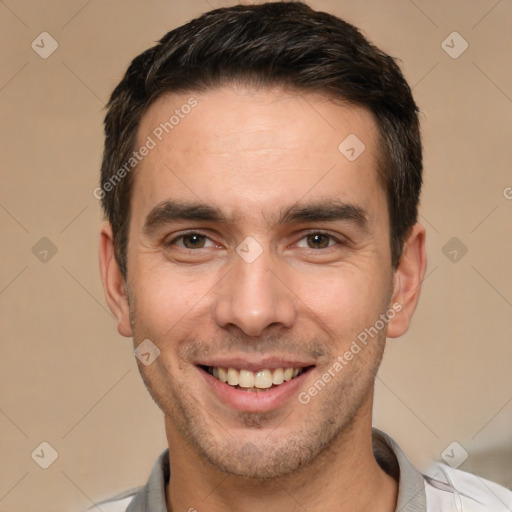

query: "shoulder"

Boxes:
[424, 462, 512, 511]
[82, 448, 169, 512]
[83, 487, 140, 512]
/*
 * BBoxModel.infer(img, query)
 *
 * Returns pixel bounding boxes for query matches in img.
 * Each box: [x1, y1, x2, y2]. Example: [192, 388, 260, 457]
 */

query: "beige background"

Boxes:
[1, 0, 511, 510]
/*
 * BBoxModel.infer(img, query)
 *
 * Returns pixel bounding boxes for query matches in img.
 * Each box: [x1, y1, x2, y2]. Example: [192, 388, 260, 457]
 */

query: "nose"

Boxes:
[213, 244, 297, 337]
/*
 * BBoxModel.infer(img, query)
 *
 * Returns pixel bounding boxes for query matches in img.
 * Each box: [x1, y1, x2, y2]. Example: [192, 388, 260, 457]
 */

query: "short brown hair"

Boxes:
[100, 1, 422, 276]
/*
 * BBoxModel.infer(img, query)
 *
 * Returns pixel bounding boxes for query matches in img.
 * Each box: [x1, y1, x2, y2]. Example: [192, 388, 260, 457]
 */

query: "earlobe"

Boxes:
[386, 223, 427, 339]
[98, 221, 133, 338]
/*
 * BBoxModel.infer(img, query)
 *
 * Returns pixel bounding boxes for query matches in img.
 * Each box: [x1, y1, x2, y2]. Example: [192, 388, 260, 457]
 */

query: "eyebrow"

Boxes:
[279, 201, 369, 231]
[142, 199, 369, 235]
[143, 201, 228, 235]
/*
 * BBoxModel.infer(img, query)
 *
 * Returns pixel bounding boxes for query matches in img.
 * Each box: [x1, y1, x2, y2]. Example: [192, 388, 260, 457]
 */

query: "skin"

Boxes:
[100, 85, 426, 512]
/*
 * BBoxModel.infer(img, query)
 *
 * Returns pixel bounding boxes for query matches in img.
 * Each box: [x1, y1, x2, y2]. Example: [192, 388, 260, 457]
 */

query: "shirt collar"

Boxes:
[127, 428, 427, 512]
[372, 428, 427, 511]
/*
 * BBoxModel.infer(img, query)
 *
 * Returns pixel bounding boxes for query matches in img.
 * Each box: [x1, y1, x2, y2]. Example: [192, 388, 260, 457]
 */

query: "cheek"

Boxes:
[288, 265, 390, 338]
[130, 261, 219, 336]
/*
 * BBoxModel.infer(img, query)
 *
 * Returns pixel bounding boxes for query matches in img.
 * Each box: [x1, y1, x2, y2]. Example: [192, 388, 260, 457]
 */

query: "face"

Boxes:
[104, 85, 417, 479]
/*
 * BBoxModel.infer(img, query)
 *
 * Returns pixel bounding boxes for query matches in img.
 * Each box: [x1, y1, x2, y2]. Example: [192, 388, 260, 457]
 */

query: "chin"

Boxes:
[197, 422, 342, 481]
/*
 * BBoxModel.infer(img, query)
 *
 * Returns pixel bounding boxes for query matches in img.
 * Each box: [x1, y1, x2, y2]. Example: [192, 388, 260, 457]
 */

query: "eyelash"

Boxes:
[165, 230, 345, 251]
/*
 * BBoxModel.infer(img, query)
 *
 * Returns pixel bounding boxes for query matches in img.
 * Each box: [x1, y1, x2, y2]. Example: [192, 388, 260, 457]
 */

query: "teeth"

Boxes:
[218, 367, 228, 383]
[272, 368, 284, 385]
[227, 367, 239, 386]
[239, 369, 255, 388]
[208, 366, 304, 389]
[254, 369, 273, 388]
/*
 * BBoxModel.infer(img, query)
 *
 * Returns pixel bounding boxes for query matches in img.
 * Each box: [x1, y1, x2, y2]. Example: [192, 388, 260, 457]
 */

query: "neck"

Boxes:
[165, 396, 397, 512]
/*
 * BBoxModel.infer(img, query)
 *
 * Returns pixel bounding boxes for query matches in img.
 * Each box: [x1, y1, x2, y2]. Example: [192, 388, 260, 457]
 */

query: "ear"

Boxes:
[386, 223, 427, 338]
[99, 221, 133, 338]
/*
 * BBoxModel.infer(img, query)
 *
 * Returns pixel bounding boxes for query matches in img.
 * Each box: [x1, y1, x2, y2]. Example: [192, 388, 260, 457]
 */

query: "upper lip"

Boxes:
[196, 357, 315, 372]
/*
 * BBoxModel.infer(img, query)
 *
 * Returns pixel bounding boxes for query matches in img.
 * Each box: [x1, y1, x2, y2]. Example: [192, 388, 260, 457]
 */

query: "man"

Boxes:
[96, 2, 512, 511]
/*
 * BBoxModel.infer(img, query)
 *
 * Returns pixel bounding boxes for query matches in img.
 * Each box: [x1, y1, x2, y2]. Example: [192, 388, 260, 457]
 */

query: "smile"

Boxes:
[202, 366, 306, 392]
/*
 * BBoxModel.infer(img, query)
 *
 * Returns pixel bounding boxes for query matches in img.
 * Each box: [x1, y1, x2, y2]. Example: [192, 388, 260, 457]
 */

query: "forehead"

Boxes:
[131, 85, 386, 227]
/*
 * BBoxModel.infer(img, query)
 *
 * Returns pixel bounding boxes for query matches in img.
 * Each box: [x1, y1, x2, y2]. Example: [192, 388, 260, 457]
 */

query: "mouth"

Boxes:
[199, 365, 311, 392]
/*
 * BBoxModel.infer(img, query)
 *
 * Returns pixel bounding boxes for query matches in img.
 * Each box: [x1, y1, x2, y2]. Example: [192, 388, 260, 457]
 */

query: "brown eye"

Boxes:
[181, 234, 207, 249]
[306, 233, 331, 249]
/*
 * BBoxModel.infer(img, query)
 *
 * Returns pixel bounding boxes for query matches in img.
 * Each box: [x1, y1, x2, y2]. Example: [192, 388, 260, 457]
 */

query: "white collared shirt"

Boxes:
[90, 428, 512, 511]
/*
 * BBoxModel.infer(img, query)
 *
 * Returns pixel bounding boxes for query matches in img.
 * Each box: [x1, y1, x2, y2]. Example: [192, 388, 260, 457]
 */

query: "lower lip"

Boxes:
[198, 367, 312, 413]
